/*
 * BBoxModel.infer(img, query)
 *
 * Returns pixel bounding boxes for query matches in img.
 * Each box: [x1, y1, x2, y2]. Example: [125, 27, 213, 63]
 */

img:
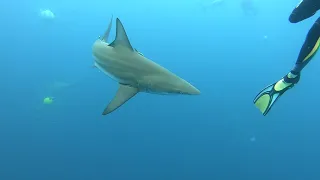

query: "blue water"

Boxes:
[1, 0, 320, 179]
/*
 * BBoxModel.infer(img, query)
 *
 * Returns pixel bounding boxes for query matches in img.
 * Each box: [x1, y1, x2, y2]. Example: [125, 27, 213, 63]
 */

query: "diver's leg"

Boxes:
[289, 0, 318, 23]
[253, 18, 320, 116]
[284, 17, 320, 83]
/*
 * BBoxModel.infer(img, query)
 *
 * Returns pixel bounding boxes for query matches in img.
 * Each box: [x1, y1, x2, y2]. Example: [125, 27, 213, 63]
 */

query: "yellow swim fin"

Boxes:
[253, 78, 295, 116]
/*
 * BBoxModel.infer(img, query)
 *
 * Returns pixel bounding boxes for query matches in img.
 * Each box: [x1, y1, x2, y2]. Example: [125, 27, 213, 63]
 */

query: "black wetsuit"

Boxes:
[285, 0, 320, 83]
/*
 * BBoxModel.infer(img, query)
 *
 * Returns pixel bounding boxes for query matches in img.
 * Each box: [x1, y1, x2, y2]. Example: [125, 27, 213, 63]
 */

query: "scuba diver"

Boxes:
[254, 0, 320, 115]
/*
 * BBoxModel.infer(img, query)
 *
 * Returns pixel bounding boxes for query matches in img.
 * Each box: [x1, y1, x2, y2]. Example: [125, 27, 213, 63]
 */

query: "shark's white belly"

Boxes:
[94, 59, 129, 84]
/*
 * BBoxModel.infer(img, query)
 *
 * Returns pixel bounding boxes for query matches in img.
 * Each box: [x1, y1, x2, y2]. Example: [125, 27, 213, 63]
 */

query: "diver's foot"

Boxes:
[253, 71, 300, 116]
[274, 71, 300, 92]
[283, 71, 300, 84]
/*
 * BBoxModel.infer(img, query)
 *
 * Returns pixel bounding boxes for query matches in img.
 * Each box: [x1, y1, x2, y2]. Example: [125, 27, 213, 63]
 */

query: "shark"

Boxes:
[92, 16, 200, 115]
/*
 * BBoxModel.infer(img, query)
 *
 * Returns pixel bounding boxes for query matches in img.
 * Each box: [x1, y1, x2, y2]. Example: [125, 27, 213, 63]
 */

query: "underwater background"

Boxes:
[1, 0, 320, 179]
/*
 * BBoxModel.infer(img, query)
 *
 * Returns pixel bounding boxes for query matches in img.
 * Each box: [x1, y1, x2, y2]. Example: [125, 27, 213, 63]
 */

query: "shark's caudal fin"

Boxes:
[109, 18, 134, 51]
[101, 15, 113, 42]
[102, 84, 139, 115]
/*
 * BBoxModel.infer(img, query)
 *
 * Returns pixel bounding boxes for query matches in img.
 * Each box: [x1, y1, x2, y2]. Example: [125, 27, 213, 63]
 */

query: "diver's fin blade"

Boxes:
[109, 18, 134, 51]
[253, 83, 277, 116]
[253, 79, 294, 116]
[102, 84, 138, 115]
[102, 15, 113, 42]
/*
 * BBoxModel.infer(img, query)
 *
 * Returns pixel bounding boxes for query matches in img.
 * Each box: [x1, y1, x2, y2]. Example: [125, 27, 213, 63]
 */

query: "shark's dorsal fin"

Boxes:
[101, 15, 113, 42]
[109, 18, 134, 51]
[102, 84, 138, 115]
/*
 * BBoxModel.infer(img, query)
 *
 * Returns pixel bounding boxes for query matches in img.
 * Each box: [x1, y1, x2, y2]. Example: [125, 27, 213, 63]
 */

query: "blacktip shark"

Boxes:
[92, 16, 200, 115]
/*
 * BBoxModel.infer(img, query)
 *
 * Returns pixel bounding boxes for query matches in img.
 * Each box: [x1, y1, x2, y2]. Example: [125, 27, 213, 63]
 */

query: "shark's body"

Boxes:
[92, 17, 200, 115]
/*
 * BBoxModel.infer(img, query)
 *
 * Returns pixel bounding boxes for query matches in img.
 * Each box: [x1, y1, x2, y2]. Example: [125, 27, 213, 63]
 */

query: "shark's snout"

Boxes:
[190, 87, 201, 95]
[185, 85, 201, 95]
[178, 82, 200, 95]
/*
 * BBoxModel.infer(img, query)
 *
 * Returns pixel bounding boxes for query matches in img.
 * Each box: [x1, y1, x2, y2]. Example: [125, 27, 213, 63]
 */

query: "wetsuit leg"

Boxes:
[290, 17, 320, 76]
[289, 0, 318, 23]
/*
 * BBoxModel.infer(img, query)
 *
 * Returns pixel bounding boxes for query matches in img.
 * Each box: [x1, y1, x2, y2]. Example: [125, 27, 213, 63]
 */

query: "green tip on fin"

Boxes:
[253, 78, 293, 116]
[254, 94, 270, 115]
[253, 83, 274, 116]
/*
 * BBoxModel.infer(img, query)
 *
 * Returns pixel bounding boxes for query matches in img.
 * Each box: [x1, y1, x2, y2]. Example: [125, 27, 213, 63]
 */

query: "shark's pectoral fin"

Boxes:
[109, 18, 134, 51]
[102, 84, 138, 115]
